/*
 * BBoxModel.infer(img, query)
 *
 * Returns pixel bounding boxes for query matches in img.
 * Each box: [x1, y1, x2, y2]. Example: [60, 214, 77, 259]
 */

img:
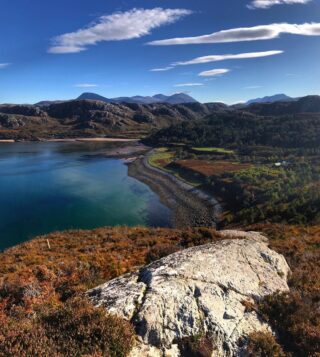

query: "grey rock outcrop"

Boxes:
[87, 231, 290, 356]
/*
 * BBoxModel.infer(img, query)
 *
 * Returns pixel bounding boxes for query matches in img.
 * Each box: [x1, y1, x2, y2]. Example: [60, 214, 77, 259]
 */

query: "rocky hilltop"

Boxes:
[88, 231, 290, 356]
[1, 225, 318, 356]
[0, 100, 227, 140]
[1, 95, 320, 141]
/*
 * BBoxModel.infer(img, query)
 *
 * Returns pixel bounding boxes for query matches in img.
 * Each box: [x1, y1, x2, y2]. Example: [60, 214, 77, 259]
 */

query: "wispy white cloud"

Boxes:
[174, 83, 204, 87]
[150, 51, 281, 75]
[0, 63, 11, 69]
[150, 66, 174, 72]
[74, 83, 98, 88]
[49, 8, 192, 54]
[199, 69, 230, 77]
[248, 0, 311, 9]
[148, 22, 320, 45]
[173, 50, 283, 66]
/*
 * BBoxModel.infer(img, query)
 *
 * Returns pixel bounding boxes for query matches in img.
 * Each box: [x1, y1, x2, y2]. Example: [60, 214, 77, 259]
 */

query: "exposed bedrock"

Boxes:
[87, 231, 290, 356]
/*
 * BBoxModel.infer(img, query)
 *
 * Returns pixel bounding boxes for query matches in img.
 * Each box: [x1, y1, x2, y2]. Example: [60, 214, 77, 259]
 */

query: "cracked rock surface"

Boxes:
[87, 231, 290, 356]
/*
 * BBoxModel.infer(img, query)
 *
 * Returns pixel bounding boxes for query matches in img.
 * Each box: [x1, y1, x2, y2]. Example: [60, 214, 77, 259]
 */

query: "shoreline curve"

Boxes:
[128, 150, 222, 229]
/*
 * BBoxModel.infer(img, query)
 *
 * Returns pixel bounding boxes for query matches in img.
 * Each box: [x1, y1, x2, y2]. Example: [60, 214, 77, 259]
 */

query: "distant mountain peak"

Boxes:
[153, 94, 168, 100]
[76, 92, 198, 105]
[246, 94, 294, 105]
[165, 93, 198, 104]
[77, 92, 111, 102]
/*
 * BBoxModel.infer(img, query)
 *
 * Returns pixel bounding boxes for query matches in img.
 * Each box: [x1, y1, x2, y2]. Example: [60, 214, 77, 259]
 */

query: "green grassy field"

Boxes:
[147, 148, 200, 186]
[148, 148, 175, 169]
[192, 147, 234, 154]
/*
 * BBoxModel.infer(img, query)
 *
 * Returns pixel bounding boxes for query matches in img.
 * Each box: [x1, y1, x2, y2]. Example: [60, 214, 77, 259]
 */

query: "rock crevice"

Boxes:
[87, 231, 290, 356]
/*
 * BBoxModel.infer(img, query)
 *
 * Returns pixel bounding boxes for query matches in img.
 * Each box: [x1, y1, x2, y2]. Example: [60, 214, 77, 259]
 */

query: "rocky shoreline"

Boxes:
[128, 150, 222, 228]
[0, 137, 139, 143]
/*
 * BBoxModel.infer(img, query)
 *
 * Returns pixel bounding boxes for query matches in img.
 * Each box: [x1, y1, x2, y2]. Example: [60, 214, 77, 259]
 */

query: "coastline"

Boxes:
[0, 137, 139, 143]
[0, 137, 222, 230]
[128, 150, 222, 228]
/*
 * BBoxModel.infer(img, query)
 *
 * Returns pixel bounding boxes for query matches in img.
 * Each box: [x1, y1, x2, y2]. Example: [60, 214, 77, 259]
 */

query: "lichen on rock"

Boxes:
[87, 231, 290, 356]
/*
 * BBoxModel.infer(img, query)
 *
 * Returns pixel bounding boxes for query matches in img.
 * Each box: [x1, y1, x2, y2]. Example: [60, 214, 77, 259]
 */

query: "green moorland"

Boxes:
[145, 145, 320, 227]
[145, 111, 320, 227]
[147, 147, 175, 170]
[192, 147, 234, 154]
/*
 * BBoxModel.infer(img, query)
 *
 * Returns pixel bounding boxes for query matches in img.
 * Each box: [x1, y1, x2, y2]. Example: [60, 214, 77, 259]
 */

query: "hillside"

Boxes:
[146, 110, 320, 149]
[0, 100, 225, 141]
[0, 224, 318, 356]
[1, 95, 319, 141]
[143, 104, 320, 228]
[246, 95, 320, 116]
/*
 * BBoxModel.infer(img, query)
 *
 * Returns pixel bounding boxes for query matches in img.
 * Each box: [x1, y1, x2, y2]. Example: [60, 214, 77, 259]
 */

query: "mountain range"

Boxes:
[35, 92, 301, 107]
[77, 92, 198, 105]
[0, 100, 227, 141]
[245, 93, 295, 105]
[1, 95, 320, 141]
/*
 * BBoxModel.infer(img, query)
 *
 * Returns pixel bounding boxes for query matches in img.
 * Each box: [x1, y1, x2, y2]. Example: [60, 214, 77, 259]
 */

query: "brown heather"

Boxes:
[0, 224, 319, 356]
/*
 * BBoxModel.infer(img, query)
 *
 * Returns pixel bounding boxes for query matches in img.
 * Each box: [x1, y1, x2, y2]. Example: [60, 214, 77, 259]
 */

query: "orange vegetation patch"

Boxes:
[0, 224, 319, 356]
[176, 160, 251, 177]
[246, 223, 320, 355]
[0, 227, 223, 314]
[0, 227, 224, 356]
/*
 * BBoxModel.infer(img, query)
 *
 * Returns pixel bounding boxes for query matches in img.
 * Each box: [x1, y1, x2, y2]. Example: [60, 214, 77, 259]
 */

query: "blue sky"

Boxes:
[0, 0, 320, 104]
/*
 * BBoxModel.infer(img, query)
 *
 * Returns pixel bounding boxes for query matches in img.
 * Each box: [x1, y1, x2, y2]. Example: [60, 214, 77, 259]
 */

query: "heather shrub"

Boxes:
[244, 331, 285, 357]
[177, 334, 216, 357]
[0, 298, 134, 357]
[0, 323, 54, 357]
[258, 292, 320, 356]
[39, 298, 135, 356]
[146, 244, 180, 263]
[0, 225, 319, 356]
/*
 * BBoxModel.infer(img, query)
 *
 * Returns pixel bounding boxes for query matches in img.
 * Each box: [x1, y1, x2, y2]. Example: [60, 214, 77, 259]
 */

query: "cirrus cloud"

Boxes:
[248, 0, 312, 9]
[0, 63, 11, 69]
[174, 83, 204, 87]
[199, 69, 230, 77]
[74, 83, 98, 88]
[148, 22, 320, 45]
[150, 50, 282, 73]
[173, 50, 283, 66]
[49, 8, 192, 54]
[149, 66, 174, 72]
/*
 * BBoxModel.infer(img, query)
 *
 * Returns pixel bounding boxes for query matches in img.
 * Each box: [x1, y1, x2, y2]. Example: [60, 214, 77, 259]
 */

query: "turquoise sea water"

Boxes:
[0, 142, 171, 250]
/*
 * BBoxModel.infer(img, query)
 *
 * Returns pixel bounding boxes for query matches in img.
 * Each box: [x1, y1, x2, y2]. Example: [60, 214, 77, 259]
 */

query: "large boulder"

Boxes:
[87, 231, 290, 356]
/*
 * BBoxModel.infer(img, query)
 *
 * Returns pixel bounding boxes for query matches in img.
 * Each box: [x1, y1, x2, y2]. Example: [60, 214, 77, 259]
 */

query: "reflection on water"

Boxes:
[0, 142, 171, 250]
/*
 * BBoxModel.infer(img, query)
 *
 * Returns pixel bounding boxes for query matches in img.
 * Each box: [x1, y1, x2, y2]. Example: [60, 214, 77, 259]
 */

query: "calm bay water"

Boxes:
[0, 142, 171, 250]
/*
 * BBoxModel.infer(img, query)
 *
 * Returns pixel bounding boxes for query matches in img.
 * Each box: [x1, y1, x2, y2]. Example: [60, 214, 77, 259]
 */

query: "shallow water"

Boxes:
[0, 142, 171, 250]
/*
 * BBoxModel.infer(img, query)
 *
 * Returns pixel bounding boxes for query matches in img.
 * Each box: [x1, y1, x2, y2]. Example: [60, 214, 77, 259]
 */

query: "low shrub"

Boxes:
[145, 244, 180, 263]
[0, 298, 134, 357]
[258, 292, 320, 356]
[40, 298, 134, 357]
[177, 334, 216, 357]
[248, 224, 320, 356]
[244, 331, 285, 357]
